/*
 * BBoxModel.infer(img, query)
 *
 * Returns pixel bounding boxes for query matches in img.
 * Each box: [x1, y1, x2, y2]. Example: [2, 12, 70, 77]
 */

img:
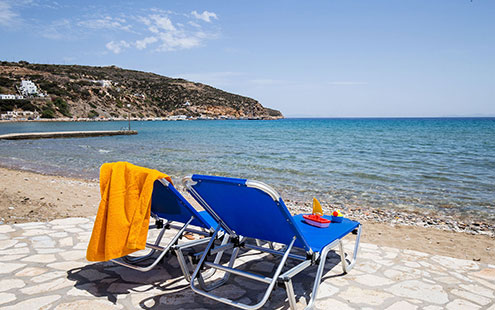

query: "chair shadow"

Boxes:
[67, 254, 191, 305]
[67, 246, 348, 309]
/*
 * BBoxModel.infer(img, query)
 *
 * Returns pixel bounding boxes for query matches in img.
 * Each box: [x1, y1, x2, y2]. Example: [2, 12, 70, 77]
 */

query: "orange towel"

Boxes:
[86, 162, 172, 261]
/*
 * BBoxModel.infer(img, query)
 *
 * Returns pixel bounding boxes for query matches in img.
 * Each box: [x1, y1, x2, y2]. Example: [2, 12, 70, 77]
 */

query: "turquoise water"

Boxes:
[1, 118, 494, 222]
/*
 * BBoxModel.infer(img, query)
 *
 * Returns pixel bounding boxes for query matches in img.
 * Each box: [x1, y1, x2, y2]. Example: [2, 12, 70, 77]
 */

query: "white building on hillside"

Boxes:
[98, 80, 112, 87]
[19, 80, 39, 96]
[0, 94, 16, 99]
[0, 110, 39, 120]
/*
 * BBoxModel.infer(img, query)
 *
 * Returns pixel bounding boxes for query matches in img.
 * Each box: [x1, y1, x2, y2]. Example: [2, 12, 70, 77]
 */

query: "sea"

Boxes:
[0, 118, 494, 223]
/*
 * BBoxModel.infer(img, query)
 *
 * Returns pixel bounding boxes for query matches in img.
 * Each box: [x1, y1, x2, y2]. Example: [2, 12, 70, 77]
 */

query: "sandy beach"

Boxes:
[0, 166, 493, 264]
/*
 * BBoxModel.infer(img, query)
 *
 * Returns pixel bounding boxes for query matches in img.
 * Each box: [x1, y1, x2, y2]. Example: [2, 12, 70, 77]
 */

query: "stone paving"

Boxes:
[0, 217, 494, 309]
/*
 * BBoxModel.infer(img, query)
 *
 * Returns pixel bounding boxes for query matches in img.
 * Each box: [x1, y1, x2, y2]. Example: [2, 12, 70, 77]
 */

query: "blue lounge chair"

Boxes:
[112, 178, 220, 281]
[183, 175, 362, 310]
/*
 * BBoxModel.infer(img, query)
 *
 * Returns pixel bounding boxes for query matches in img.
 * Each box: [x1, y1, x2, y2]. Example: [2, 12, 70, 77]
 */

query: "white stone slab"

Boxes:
[0, 247, 30, 255]
[1, 294, 61, 310]
[385, 280, 449, 304]
[53, 299, 123, 310]
[459, 283, 494, 299]
[30, 235, 56, 248]
[31, 271, 66, 283]
[59, 250, 86, 261]
[49, 217, 90, 225]
[0, 254, 27, 261]
[0, 292, 16, 305]
[20, 277, 73, 295]
[21, 254, 57, 263]
[0, 279, 25, 292]
[22, 229, 53, 237]
[0, 262, 26, 274]
[445, 299, 481, 310]
[338, 286, 393, 306]
[47, 261, 85, 270]
[0, 226, 15, 233]
[15, 266, 47, 277]
[0, 240, 18, 250]
[353, 274, 394, 287]
[59, 237, 73, 247]
[470, 268, 495, 281]
[451, 289, 491, 306]
[316, 298, 355, 310]
[431, 255, 480, 271]
[385, 301, 418, 310]
[48, 232, 69, 238]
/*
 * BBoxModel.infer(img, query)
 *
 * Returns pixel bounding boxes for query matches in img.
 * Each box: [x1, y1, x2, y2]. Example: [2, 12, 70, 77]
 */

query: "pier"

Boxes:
[0, 130, 137, 140]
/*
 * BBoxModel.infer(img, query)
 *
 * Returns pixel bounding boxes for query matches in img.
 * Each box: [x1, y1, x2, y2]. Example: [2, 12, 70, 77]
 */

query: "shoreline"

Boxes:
[2, 162, 493, 236]
[0, 166, 493, 264]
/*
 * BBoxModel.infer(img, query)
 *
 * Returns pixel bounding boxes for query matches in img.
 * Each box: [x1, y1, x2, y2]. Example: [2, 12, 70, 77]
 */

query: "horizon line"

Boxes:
[283, 116, 495, 119]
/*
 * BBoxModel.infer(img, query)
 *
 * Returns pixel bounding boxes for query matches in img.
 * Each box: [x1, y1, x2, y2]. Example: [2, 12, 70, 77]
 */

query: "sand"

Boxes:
[0, 166, 493, 264]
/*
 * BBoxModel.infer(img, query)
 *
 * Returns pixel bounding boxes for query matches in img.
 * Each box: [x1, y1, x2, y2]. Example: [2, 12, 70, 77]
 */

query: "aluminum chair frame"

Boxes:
[111, 178, 222, 282]
[183, 175, 362, 310]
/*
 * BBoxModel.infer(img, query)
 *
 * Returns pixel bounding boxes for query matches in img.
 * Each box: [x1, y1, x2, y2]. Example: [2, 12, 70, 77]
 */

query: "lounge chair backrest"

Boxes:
[186, 175, 311, 251]
[151, 179, 213, 230]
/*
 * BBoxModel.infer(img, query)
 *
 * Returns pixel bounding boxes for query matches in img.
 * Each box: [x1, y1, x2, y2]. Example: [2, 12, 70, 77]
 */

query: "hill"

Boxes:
[0, 61, 283, 120]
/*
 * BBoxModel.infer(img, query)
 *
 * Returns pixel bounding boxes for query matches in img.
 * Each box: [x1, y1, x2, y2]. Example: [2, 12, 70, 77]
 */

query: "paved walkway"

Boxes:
[0, 217, 494, 309]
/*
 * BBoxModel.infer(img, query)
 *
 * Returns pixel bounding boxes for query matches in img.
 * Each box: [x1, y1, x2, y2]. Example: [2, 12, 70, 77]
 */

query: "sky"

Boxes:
[0, 0, 494, 117]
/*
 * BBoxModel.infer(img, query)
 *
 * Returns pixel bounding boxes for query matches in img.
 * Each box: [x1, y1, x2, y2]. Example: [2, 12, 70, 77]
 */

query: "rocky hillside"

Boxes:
[0, 61, 283, 120]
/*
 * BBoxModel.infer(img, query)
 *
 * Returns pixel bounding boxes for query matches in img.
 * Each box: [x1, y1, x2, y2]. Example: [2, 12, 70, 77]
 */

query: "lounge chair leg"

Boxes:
[201, 233, 231, 281]
[213, 233, 231, 264]
[305, 225, 363, 309]
[284, 279, 297, 310]
[199, 236, 243, 291]
[175, 247, 191, 282]
[305, 245, 333, 310]
[340, 224, 362, 273]
[190, 236, 296, 310]
[339, 240, 348, 274]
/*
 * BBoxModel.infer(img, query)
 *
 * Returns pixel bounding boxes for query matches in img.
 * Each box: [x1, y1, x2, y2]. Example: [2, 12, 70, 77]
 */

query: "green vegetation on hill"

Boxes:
[0, 61, 283, 120]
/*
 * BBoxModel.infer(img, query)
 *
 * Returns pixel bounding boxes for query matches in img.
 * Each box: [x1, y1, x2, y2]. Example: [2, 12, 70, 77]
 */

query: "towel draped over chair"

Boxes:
[86, 162, 171, 261]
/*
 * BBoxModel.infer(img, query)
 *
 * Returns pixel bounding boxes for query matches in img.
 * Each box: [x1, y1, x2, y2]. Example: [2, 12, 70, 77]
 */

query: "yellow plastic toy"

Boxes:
[312, 197, 323, 215]
[332, 209, 343, 217]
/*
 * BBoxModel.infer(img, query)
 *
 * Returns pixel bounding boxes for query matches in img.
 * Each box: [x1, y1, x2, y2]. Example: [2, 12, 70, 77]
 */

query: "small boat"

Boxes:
[303, 214, 330, 228]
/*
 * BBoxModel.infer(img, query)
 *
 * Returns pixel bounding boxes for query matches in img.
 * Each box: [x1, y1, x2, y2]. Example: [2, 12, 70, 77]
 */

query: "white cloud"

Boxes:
[188, 21, 201, 28]
[0, 1, 19, 27]
[78, 16, 132, 32]
[4, 4, 220, 54]
[41, 18, 73, 39]
[149, 14, 176, 32]
[135, 36, 157, 50]
[133, 11, 219, 52]
[191, 10, 218, 23]
[106, 40, 130, 54]
[155, 32, 200, 51]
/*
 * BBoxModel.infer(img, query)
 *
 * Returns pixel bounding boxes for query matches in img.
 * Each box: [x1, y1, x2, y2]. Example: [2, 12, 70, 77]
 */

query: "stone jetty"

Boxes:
[0, 130, 137, 140]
